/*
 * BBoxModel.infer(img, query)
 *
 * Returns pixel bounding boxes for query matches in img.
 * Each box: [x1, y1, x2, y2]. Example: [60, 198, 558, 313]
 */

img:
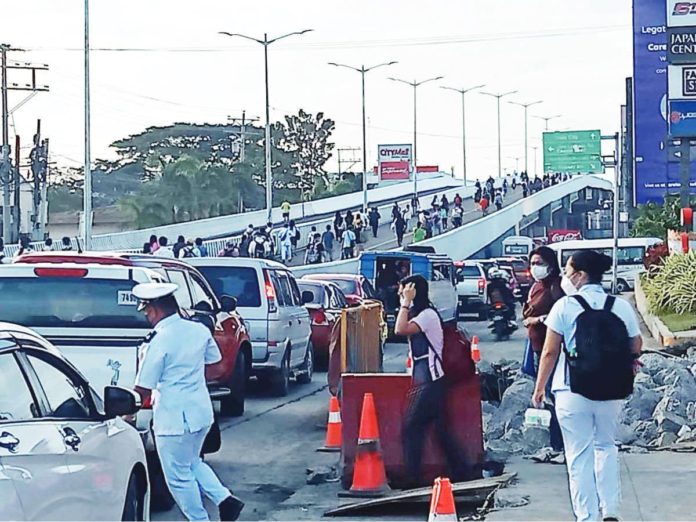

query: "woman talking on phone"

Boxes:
[395, 274, 469, 483]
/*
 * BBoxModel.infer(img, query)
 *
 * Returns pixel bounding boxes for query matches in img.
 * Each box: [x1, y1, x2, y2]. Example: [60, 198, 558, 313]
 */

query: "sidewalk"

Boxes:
[486, 452, 696, 521]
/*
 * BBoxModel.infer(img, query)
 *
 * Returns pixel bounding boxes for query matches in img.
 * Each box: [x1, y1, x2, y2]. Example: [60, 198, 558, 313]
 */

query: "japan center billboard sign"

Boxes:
[377, 144, 412, 181]
[542, 130, 603, 174]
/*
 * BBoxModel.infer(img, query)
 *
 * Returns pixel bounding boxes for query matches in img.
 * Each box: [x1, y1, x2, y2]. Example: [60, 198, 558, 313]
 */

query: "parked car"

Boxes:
[15, 251, 251, 418]
[454, 261, 488, 320]
[297, 279, 348, 368]
[301, 273, 377, 306]
[0, 322, 148, 521]
[188, 257, 313, 397]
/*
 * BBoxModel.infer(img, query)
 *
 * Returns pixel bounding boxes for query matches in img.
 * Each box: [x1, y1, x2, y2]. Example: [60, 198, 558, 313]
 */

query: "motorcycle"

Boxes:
[488, 302, 516, 341]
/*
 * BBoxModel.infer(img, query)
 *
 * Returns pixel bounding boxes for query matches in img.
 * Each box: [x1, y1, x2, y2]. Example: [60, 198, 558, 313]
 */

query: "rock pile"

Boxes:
[481, 350, 696, 460]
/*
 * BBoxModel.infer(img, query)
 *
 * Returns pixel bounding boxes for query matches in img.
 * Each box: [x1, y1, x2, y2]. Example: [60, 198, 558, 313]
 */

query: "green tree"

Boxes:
[632, 196, 687, 239]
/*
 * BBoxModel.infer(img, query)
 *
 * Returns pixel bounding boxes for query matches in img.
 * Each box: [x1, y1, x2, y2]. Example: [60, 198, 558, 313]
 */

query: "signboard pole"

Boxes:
[681, 139, 691, 208]
[612, 132, 620, 295]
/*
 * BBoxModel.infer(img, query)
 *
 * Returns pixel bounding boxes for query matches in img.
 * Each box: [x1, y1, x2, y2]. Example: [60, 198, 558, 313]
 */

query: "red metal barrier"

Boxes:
[340, 373, 483, 489]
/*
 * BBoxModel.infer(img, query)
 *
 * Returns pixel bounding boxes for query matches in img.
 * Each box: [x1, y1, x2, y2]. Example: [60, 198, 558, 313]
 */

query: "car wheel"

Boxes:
[270, 349, 290, 397]
[616, 279, 629, 293]
[220, 349, 247, 417]
[147, 452, 175, 512]
[121, 473, 144, 521]
[297, 342, 314, 384]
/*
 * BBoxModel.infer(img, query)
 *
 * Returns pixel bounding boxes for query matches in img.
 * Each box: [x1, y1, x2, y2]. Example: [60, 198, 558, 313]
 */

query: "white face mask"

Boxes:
[530, 264, 550, 281]
[561, 276, 577, 296]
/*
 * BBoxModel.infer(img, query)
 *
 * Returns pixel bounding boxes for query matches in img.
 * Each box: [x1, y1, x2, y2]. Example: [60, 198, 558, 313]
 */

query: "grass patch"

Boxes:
[658, 311, 696, 332]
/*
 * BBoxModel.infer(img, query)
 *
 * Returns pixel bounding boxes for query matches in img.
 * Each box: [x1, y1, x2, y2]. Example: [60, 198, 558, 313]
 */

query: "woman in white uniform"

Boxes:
[532, 250, 642, 522]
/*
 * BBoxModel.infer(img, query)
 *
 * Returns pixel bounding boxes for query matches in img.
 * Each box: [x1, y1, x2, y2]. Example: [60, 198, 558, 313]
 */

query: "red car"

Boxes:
[297, 279, 348, 368]
[301, 273, 378, 306]
[15, 251, 250, 417]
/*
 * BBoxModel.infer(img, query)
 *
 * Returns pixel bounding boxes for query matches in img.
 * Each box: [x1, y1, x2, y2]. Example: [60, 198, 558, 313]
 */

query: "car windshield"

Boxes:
[323, 278, 358, 296]
[197, 266, 261, 308]
[0, 277, 149, 329]
[298, 282, 325, 305]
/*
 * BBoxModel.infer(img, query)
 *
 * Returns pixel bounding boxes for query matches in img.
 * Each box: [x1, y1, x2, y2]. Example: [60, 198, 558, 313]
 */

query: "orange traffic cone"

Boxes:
[471, 335, 481, 363]
[347, 393, 390, 497]
[318, 396, 342, 452]
[428, 477, 457, 522]
[406, 354, 413, 375]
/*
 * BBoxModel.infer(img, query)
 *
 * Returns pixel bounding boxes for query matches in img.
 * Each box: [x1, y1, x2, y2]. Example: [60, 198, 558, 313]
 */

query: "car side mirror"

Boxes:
[220, 295, 237, 313]
[302, 290, 314, 305]
[104, 386, 141, 419]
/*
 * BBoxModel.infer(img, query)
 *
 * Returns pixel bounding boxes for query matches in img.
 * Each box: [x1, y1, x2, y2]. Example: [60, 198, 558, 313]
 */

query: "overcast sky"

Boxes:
[1, 0, 632, 180]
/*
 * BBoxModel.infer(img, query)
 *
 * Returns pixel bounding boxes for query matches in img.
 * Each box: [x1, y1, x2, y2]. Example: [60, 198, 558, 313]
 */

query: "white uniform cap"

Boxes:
[132, 282, 178, 311]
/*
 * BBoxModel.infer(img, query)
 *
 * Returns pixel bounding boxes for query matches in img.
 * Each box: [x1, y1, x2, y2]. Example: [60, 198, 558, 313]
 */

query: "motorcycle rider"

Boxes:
[486, 267, 517, 329]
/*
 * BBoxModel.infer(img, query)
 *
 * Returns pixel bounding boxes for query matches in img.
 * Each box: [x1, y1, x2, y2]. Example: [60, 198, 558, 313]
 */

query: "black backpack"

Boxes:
[564, 295, 634, 401]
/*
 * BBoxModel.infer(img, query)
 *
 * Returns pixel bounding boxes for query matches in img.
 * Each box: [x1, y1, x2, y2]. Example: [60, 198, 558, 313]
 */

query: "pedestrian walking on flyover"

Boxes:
[532, 250, 643, 522]
[133, 283, 244, 521]
[393, 213, 407, 247]
[368, 207, 381, 238]
[395, 275, 469, 485]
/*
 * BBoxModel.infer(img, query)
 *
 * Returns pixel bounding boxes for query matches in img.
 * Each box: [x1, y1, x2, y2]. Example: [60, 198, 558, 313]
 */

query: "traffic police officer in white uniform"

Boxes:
[133, 283, 244, 521]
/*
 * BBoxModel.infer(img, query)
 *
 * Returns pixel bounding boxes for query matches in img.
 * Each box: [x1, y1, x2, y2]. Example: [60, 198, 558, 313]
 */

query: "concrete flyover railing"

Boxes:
[289, 174, 614, 278]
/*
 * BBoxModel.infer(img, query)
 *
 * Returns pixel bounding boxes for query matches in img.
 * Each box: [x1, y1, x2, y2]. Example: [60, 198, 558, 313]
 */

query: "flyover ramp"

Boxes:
[290, 175, 613, 278]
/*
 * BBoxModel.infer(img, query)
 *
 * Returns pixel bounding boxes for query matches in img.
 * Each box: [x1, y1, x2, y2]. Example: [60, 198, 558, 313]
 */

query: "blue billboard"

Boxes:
[669, 99, 696, 136]
[633, 0, 696, 203]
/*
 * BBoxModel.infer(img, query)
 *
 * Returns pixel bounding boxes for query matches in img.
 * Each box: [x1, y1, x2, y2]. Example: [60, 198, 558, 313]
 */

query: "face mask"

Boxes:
[561, 276, 577, 296]
[530, 264, 550, 281]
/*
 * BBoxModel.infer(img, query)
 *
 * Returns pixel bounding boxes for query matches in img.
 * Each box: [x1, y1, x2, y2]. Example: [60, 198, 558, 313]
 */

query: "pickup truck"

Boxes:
[454, 261, 488, 320]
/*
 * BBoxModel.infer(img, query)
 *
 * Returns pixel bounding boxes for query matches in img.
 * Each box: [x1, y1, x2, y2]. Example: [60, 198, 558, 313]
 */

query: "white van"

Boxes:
[189, 257, 313, 396]
[501, 235, 535, 260]
[549, 237, 663, 292]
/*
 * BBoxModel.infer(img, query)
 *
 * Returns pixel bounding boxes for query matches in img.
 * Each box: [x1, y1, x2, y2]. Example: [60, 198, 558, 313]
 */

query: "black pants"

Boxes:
[396, 232, 404, 246]
[402, 379, 470, 482]
[372, 224, 379, 237]
[533, 353, 564, 452]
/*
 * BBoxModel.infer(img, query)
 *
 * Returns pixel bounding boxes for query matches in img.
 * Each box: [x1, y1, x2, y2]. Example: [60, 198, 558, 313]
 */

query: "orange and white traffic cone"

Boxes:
[406, 354, 413, 376]
[347, 392, 390, 497]
[428, 477, 458, 522]
[318, 396, 342, 452]
[471, 335, 481, 363]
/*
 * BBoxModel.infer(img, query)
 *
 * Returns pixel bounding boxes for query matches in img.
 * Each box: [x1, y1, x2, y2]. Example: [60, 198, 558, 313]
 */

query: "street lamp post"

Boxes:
[509, 99, 543, 175]
[388, 75, 443, 199]
[220, 29, 313, 223]
[440, 84, 485, 186]
[534, 114, 562, 131]
[480, 90, 517, 178]
[83, 0, 92, 250]
[328, 61, 397, 213]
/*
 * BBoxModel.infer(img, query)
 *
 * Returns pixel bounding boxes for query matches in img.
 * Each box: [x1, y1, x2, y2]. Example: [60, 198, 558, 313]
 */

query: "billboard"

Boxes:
[542, 130, 603, 173]
[633, 0, 682, 203]
[667, 0, 696, 26]
[668, 64, 696, 97]
[669, 99, 696, 135]
[377, 144, 412, 181]
[668, 26, 696, 63]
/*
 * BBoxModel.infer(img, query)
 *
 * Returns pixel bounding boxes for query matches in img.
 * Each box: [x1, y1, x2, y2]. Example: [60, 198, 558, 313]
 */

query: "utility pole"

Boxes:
[388, 75, 444, 199]
[83, 0, 93, 250]
[12, 135, 19, 239]
[220, 29, 313, 223]
[509, 99, 543, 175]
[0, 43, 48, 243]
[228, 111, 260, 163]
[480, 90, 518, 178]
[30, 119, 49, 240]
[440, 84, 485, 186]
[328, 61, 397, 212]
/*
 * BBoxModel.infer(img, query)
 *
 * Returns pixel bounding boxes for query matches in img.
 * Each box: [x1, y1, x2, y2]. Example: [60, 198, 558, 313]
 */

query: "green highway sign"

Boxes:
[542, 130, 604, 174]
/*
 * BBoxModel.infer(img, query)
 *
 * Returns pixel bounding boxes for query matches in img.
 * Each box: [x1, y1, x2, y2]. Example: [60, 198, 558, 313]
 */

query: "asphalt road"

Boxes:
[153, 312, 527, 521]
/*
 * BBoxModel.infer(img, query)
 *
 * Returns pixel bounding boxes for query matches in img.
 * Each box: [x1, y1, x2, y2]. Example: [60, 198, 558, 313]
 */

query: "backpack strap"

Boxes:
[570, 294, 592, 312]
[603, 295, 616, 312]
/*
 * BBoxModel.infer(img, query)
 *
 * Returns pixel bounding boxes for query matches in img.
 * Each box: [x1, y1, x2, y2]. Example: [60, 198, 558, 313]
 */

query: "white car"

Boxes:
[0, 323, 149, 521]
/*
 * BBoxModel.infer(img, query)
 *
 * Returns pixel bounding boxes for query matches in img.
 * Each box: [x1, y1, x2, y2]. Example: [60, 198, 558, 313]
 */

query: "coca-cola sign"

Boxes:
[548, 229, 583, 243]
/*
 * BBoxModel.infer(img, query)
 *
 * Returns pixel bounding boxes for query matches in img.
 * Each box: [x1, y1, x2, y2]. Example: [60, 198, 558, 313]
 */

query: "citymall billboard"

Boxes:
[377, 144, 412, 181]
[633, 0, 696, 203]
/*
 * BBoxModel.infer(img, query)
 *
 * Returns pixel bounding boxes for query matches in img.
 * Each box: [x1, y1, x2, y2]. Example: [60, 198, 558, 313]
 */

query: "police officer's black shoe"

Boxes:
[219, 494, 244, 521]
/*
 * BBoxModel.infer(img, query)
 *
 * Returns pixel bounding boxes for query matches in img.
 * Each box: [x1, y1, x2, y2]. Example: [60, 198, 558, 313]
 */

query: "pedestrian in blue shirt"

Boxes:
[322, 225, 335, 262]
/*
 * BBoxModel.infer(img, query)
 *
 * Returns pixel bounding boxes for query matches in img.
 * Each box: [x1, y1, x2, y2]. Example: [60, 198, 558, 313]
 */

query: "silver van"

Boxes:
[189, 257, 313, 396]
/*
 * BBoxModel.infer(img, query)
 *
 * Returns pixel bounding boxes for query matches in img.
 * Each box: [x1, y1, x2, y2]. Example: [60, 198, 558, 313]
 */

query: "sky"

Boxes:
[1, 0, 633, 181]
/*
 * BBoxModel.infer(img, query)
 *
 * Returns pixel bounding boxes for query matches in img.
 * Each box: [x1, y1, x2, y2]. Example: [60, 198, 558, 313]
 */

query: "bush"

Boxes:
[642, 251, 696, 314]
